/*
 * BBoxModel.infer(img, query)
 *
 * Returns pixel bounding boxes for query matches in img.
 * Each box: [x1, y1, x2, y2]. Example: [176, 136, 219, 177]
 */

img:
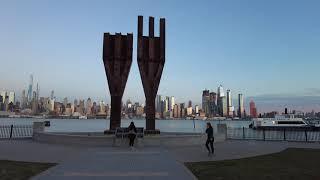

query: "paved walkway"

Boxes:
[31, 147, 195, 180]
[1, 139, 320, 179]
[0, 140, 195, 180]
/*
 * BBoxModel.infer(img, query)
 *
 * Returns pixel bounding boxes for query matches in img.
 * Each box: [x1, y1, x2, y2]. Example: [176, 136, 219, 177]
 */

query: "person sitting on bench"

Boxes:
[128, 122, 137, 149]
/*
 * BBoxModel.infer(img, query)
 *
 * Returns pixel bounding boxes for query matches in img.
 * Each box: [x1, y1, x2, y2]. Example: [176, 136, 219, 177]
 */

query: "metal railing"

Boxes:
[227, 127, 320, 142]
[0, 125, 33, 139]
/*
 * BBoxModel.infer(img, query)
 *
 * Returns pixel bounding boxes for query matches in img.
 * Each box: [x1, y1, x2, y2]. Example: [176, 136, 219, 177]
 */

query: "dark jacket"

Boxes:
[128, 124, 137, 134]
[206, 127, 214, 139]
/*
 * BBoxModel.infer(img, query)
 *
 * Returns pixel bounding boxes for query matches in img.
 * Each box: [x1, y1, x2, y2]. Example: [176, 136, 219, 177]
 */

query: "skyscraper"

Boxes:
[217, 85, 225, 97]
[195, 105, 199, 114]
[48, 98, 55, 112]
[202, 90, 210, 116]
[50, 90, 55, 100]
[173, 104, 179, 118]
[31, 91, 38, 114]
[21, 90, 27, 109]
[250, 100, 257, 118]
[238, 93, 244, 118]
[8, 92, 15, 104]
[0, 91, 6, 103]
[217, 85, 225, 116]
[86, 98, 93, 115]
[99, 101, 106, 114]
[186, 107, 192, 116]
[4, 95, 9, 111]
[79, 100, 85, 114]
[159, 97, 169, 118]
[27, 74, 33, 103]
[226, 89, 234, 117]
[36, 83, 40, 101]
[155, 95, 163, 113]
[63, 97, 68, 107]
[164, 96, 169, 112]
[74, 99, 78, 107]
[169, 96, 175, 112]
[222, 96, 228, 117]
[209, 92, 217, 116]
[180, 103, 185, 118]
[126, 99, 132, 109]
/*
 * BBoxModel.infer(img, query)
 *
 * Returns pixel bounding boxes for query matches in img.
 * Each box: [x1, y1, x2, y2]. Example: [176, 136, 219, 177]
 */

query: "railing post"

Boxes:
[242, 127, 245, 139]
[283, 129, 286, 141]
[10, 125, 13, 139]
[263, 129, 265, 141]
[305, 130, 308, 142]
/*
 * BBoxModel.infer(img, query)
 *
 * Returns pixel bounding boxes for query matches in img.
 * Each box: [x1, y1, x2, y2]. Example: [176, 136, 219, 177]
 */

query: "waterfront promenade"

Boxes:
[1, 140, 320, 179]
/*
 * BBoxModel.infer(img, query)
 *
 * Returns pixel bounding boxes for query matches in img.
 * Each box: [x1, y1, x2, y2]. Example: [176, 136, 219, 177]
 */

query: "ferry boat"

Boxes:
[251, 114, 316, 130]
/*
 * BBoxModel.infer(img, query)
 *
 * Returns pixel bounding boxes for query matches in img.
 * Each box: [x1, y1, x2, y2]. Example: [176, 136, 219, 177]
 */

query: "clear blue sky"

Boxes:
[1, 0, 320, 112]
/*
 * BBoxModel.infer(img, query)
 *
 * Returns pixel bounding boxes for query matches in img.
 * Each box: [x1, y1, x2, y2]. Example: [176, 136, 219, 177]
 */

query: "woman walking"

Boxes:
[205, 122, 214, 156]
[128, 122, 137, 150]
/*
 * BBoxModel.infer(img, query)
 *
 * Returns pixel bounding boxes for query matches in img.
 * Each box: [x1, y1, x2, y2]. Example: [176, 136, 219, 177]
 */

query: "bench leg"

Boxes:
[137, 138, 144, 148]
[112, 137, 117, 147]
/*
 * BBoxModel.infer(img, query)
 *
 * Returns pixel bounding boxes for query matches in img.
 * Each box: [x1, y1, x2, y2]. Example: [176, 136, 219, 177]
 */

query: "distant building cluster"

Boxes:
[201, 85, 248, 118]
[1, 74, 320, 120]
[155, 95, 198, 119]
[0, 75, 112, 118]
[122, 99, 145, 118]
[0, 91, 15, 112]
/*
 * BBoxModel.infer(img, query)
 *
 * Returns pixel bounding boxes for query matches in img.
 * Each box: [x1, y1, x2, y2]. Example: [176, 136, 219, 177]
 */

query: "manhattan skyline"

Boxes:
[1, 0, 320, 112]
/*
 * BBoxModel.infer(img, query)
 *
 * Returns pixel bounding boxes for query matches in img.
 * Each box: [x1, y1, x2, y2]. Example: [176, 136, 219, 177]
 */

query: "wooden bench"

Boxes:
[113, 127, 144, 147]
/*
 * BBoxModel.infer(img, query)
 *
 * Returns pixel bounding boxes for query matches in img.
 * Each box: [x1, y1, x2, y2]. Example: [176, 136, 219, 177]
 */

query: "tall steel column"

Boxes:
[103, 33, 133, 130]
[137, 16, 165, 130]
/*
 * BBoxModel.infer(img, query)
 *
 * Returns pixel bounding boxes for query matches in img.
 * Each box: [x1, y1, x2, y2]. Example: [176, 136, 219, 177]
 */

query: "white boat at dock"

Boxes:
[252, 114, 313, 129]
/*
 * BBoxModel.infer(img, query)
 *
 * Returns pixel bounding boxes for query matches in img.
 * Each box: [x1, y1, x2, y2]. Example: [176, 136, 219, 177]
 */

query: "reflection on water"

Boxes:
[0, 118, 252, 133]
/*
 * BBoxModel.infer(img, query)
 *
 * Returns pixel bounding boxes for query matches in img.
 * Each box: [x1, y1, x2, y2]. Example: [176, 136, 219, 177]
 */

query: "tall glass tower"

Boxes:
[226, 89, 233, 117]
[27, 74, 33, 103]
[202, 90, 210, 116]
[217, 85, 225, 116]
[238, 93, 244, 118]
[217, 85, 225, 97]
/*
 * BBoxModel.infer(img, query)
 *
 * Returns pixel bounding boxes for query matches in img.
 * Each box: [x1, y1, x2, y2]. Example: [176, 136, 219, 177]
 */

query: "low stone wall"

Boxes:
[33, 131, 226, 147]
[33, 132, 115, 146]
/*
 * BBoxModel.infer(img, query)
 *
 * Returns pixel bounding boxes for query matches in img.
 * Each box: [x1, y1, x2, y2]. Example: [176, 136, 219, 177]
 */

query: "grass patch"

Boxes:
[0, 160, 56, 180]
[185, 148, 320, 180]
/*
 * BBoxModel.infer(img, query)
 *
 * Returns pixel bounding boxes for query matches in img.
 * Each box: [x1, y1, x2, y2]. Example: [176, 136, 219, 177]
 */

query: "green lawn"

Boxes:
[0, 160, 56, 180]
[185, 148, 320, 180]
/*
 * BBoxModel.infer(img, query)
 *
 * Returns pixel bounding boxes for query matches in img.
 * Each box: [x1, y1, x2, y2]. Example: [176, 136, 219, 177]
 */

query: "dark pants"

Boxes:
[206, 138, 214, 153]
[128, 134, 136, 146]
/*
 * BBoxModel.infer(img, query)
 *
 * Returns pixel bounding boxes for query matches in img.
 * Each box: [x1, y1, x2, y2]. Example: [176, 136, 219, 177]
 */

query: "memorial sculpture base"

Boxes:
[103, 129, 160, 135]
[103, 130, 116, 135]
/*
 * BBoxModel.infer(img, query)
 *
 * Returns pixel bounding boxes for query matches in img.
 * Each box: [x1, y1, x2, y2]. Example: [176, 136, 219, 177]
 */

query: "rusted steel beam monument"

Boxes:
[137, 16, 166, 131]
[103, 16, 165, 132]
[103, 33, 133, 130]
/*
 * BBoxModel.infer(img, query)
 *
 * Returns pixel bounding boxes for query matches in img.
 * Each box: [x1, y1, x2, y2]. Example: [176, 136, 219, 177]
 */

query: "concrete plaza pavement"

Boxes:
[1, 139, 320, 179]
[0, 140, 196, 180]
[31, 147, 195, 180]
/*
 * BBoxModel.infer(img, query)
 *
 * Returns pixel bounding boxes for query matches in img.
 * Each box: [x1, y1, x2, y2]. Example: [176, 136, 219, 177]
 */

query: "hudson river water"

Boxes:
[0, 118, 252, 133]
